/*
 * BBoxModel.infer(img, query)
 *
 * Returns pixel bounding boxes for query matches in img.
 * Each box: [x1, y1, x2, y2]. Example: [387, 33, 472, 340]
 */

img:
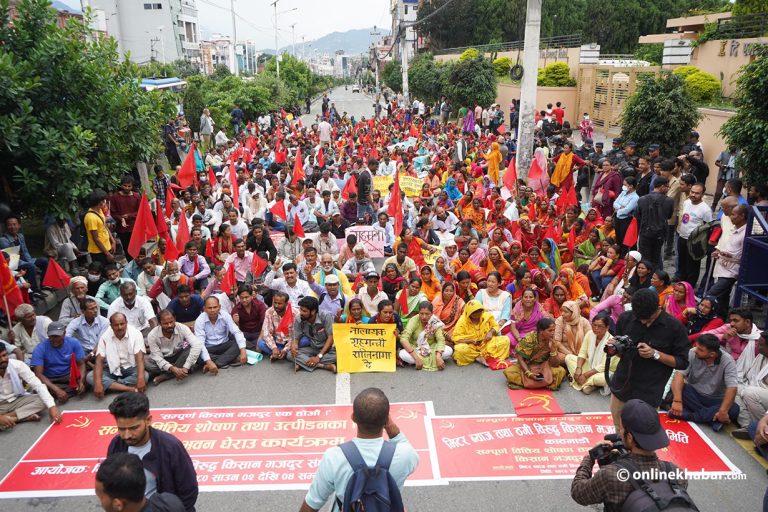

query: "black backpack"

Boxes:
[335, 441, 404, 512]
[686, 219, 719, 261]
[615, 459, 699, 512]
[640, 194, 668, 238]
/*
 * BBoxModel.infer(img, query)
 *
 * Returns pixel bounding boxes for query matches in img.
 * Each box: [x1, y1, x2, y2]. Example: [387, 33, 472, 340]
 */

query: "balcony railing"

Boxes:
[433, 33, 582, 55]
[715, 12, 768, 39]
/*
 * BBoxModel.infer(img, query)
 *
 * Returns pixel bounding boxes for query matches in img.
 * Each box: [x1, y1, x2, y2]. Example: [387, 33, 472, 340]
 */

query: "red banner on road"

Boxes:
[0, 402, 440, 498]
[432, 413, 739, 481]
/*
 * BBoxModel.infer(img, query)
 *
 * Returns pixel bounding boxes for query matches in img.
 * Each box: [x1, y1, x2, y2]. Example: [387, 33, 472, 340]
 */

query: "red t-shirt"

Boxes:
[552, 107, 565, 125]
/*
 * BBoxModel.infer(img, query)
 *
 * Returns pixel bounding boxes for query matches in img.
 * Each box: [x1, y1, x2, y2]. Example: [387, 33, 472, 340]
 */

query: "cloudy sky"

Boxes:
[60, 0, 393, 49]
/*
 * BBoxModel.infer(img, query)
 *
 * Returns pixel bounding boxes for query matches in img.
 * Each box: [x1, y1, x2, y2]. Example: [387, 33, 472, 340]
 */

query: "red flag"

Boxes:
[42, 259, 70, 289]
[497, 123, 507, 135]
[317, 147, 325, 168]
[388, 171, 404, 237]
[220, 263, 236, 295]
[69, 352, 81, 390]
[205, 238, 213, 260]
[175, 212, 190, 253]
[163, 234, 180, 262]
[270, 200, 287, 221]
[0, 251, 24, 316]
[371, 147, 379, 160]
[527, 202, 537, 222]
[298, 119, 303, 129]
[229, 160, 239, 208]
[177, 143, 198, 188]
[528, 156, 545, 181]
[165, 187, 175, 218]
[208, 167, 218, 186]
[292, 147, 304, 185]
[155, 199, 168, 237]
[341, 175, 357, 201]
[567, 225, 576, 255]
[542, 223, 561, 241]
[276, 303, 294, 335]
[292, 212, 305, 238]
[251, 252, 268, 276]
[623, 217, 639, 247]
[127, 192, 158, 260]
[503, 157, 517, 192]
[353, 272, 363, 292]
[398, 288, 409, 314]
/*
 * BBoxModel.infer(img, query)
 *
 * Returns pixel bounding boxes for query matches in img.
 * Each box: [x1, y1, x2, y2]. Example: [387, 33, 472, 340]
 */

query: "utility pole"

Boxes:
[370, 25, 381, 93]
[271, 0, 280, 78]
[517, 0, 542, 179]
[149, 37, 159, 62]
[230, 0, 238, 75]
[290, 23, 297, 56]
[399, 0, 409, 104]
[158, 26, 166, 63]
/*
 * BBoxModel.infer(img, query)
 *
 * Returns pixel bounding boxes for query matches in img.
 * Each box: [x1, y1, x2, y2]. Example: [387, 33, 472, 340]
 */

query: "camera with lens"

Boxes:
[603, 335, 637, 357]
[588, 434, 629, 467]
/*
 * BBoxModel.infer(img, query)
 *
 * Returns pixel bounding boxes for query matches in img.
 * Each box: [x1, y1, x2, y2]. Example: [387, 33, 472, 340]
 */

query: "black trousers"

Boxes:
[639, 235, 664, 273]
[205, 338, 240, 367]
[676, 236, 702, 286]
[614, 216, 633, 253]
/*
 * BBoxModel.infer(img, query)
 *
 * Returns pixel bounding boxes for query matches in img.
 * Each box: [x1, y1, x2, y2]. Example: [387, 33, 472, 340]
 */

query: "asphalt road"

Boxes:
[0, 88, 764, 511]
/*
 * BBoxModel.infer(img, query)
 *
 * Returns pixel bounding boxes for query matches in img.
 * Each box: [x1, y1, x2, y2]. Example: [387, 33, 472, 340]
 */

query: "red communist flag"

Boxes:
[497, 123, 507, 135]
[251, 252, 268, 277]
[177, 143, 198, 188]
[317, 147, 325, 168]
[0, 251, 23, 316]
[292, 212, 305, 238]
[220, 264, 236, 295]
[623, 217, 639, 247]
[228, 160, 239, 208]
[567, 225, 576, 255]
[68, 353, 81, 390]
[270, 200, 287, 221]
[292, 147, 305, 185]
[175, 211, 190, 253]
[276, 303, 294, 335]
[165, 187, 175, 218]
[205, 238, 214, 260]
[527, 202, 537, 222]
[127, 192, 158, 260]
[164, 234, 180, 262]
[341, 175, 357, 201]
[502, 157, 517, 192]
[42, 259, 71, 289]
[398, 287, 409, 314]
[155, 199, 169, 237]
[388, 171, 404, 237]
[208, 167, 218, 186]
[528, 155, 545, 181]
[353, 272, 363, 292]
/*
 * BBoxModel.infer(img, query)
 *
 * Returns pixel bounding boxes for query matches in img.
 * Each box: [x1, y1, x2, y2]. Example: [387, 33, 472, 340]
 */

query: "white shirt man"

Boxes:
[108, 295, 156, 334]
[257, 114, 271, 132]
[378, 158, 397, 177]
[317, 174, 340, 194]
[214, 129, 228, 146]
[318, 120, 332, 144]
[431, 211, 459, 233]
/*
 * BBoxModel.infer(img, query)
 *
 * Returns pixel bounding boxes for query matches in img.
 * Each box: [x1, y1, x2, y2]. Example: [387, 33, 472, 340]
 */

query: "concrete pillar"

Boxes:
[516, 0, 542, 180]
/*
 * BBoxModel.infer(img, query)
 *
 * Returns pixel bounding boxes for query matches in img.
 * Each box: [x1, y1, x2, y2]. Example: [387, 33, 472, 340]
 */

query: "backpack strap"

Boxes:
[375, 440, 396, 471]
[336, 442, 368, 512]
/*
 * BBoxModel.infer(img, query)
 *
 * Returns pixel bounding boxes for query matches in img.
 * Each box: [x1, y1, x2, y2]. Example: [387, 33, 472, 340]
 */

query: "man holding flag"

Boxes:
[30, 321, 86, 404]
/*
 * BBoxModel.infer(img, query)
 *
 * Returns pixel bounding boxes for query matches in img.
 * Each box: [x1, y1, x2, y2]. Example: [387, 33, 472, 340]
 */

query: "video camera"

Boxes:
[588, 434, 629, 467]
[603, 335, 637, 357]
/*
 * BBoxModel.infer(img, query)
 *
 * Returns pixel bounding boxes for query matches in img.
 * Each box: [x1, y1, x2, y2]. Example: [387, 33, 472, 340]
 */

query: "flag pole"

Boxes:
[0, 284, 14, 331]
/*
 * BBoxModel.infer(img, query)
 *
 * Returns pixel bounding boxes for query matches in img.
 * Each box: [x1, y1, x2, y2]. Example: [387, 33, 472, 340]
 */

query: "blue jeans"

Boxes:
[357, 203, 374, 222]
[265, 212, 286, 232]
[674, 384, 739, 427]
[256, 337, 310, 356]
[590, 271, 613, 296]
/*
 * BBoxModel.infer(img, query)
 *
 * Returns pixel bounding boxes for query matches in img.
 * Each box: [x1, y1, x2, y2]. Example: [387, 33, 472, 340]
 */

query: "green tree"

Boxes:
[684, 71, 721, 102]
[720, 47, 768, 185]
[263, 53, 314, 101]
[444, 56, 496, 110]
[537, 62, 576, 86]
[0, 0, 175, 217]
[492, 56, 513, 77]
[408, 53, 447, 104]
[381, 60, 402, 93]
[620, 73, 701, 156]
[211, 64, 232, 80]
[732, 0, 768, 15]
[634, 43, 664, 65]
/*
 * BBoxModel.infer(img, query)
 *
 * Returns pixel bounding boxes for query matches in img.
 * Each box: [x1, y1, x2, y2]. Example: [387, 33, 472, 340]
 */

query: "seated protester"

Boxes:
[288, 194, 318, 233]
[223, 239, 253, 287]
[232, 286, 266, 350]
[670, 334, 739, 431]
[287, 296, 337, 373]
[87, 313, 148, 398]
[86, 261, 105, 297]
[148, 260, 189, 302]
[373, 212, 395, 256]
[314, 190, 339, 225]
[1, 340, 24, 361]
[307, 273, 348, 322]
[504, 318, 567, 390]
[554, 301, 591, 367]
[357, 272, 388, 318]
[0, 342, 61, 428]
[44, 217, 82, 275]
[59, 276, 95, 325]
[146, 309, 206, 385]
[265, 261, 314, 304]
[258, 291, 302, 360]
[341, 244, 375, 283]
[314, 253, 354, 297]
[315, 222, 340, 259]
[195, 296, 247, 369]
[65, 298, 108, 368]
[566, 314, 619, 395]
[136, 258, 162, 298]
[664, 281, 697, 324]
[369, 299, 404, 336]
[277, 226, 303, 263]
[190, 214, 212, 244]
[399, 301, 452, 371]
[0, 215, 47, 294]
[95, 453, 187, 512]
[452, 300, 511, 370]
[178, 241, 211, 292]
[733, 331, 768, 439]
[340, 192, 359, 224]
[96, 264, 136, 311]
[8, 304, 52, 362]
[245, 223, 277, 263]
[329, 211, 351, 240]
[337, 234, 360, 270]
[30, 320, 86, 404]
[296, 246, 319, 281]
[685, 296, 724, 342]
[121, 247, 146, 283]
[383, 243, 419, 280]
[340, 298, 370, 324]
[202, 265, 226, 298]
[226, 209, 249, 239]
[166, 285, 205, 328]
[589, 286, 635, 325]
[107, 282, 158, 339]
[698, 308, 761, 361]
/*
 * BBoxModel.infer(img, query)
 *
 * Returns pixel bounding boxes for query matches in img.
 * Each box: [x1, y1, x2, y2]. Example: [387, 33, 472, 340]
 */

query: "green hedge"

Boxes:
[537, 62, 576, 87]
[684, 71, 721, 102]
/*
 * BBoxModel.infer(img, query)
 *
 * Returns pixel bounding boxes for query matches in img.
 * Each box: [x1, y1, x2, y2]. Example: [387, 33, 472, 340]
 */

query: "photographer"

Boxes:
[608, 288, 690, 431]
[571, 399, 691, 511]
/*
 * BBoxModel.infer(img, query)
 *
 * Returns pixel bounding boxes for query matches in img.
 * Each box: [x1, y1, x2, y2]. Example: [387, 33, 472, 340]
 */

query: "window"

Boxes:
[404, 5, 408, 14]
[143, 2, 163, 9]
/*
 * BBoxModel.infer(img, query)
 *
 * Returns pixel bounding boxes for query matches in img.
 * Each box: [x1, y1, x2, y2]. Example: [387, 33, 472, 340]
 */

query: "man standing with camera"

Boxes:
[608, 288, 691, 431]
[571, 399, 694, 511]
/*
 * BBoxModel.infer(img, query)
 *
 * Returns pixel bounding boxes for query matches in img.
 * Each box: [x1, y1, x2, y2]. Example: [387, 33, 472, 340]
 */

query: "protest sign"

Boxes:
[373, 175, 394, 195]
[334, 323, 396, 373]
[399, 176, 424, 198]
[346, 225, 387, 257]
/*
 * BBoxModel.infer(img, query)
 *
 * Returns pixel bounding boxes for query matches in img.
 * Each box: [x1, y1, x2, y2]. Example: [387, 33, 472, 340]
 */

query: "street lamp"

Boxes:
[270, 1, 297, 78]
[157, 26, 166, 63]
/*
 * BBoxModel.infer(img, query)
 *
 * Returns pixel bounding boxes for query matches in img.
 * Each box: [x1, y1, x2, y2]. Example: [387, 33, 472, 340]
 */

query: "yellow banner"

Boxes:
[373, 175, 394, 195]
[334, 323, 397, 373]
[399, 175, 424, 198]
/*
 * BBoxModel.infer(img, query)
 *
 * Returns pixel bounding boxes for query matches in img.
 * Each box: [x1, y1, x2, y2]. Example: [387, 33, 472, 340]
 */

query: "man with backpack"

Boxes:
[635, 176, 674, 272]
[300, 387, 419, 512]
[571, 399, 697, 512]
[677, 182, 712, 286]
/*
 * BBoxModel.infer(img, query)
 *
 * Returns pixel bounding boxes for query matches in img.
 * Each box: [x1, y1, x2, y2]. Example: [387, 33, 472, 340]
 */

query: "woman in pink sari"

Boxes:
[507, 288, 549, 348]
[665, 281, 697, 324]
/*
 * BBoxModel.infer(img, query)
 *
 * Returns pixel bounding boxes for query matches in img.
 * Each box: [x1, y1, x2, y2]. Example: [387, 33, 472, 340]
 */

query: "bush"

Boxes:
[537, 62, 576, 87]
[492, 56, 513, 77]
[684, 71, 721, 102]
[381, 60, 403, 93]
[672, 65, 700, 79]
[444, 55, 497, 109]
[408, 53, 448, 104]
[459, 48, 480, 62]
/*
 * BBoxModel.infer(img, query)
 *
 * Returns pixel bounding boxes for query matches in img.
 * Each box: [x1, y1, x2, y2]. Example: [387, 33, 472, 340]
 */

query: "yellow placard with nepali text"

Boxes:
[334, 323, 397, 373]
[373, 175, 394, 195]
[399, 176, 425, 198]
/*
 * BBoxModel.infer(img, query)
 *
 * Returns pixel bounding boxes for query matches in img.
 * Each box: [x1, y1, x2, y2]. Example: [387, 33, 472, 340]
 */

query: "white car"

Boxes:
[352, 84, 361, 93]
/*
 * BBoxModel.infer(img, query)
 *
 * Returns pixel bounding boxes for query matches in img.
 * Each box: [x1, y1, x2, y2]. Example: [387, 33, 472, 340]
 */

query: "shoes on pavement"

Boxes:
[712, 421, 724, 432]
[731, 428, 751, 440]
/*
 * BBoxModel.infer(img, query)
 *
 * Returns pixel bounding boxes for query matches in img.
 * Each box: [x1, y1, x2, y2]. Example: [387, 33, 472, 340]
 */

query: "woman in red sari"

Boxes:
[397, 227, 438, 269]
[452, 246, 486, 286]
[212, 224, 236, 266]
[508, 240, 525, 272]
[516, 216, 540, 252]
[560, 217, 589, 264]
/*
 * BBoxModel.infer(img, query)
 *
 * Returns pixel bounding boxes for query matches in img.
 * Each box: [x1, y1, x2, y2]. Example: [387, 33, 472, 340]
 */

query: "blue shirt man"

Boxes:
[194, 296, 246, 368]
[30, 320, 86, 401]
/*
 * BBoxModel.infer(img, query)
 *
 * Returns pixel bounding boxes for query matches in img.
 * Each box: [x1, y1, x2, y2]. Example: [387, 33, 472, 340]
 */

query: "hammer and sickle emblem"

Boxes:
[438, 420, 455, 430]
[65, 416, 93, 429]
[520, 393, 552, 412]
[665, 418, 681, 424]
[395, 409, 418, 421]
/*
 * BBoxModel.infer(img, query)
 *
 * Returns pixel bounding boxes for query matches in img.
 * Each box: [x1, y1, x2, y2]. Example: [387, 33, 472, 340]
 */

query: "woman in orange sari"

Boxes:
[482, 246, 515, 288]
[452, 246, 485, 286]
[212, 224, 236, 266]
[456, 191, 474, 220]
[557, 267, 590, 315]
[463, 198, 487, 238]
[419, 264, 441, 301]
[651, 270, 673, 307]
[508, 241, 525, 272]
[485, 141, 503, 185]
[432, 281, 465, 345]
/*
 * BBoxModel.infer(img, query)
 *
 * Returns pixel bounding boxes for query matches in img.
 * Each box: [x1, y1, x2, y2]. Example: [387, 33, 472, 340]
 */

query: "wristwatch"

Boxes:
[653, 350, 660, 361]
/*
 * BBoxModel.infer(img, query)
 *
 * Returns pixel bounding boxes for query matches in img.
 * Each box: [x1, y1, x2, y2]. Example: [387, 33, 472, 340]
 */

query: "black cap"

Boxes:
[625, 141, 637, 148]
[584, 138, 593, 144]
[612, 138, 622, 144]
[620, 399, 670, 451]
[595, 142, 604, 147]
[648, 144, 660, 151]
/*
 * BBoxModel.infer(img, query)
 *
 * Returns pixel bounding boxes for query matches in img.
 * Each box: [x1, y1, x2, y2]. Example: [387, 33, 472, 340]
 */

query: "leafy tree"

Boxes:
[720, 47, 768, 185]
[537, 62, 576, 86]
[672, 65, 701, 79]
[458, 48, 480, 61]
[732, 0, 768, 15]
[634, 43, 663, 65]
[263, 53, 314, 102]
[408, 53, 447, 104]
[381, 60, 402, 93]
[620, 73, 701, 156]
[211, 64, 232, 80]
[444, 55, 496, 110]
[0, 0, 175, 217]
